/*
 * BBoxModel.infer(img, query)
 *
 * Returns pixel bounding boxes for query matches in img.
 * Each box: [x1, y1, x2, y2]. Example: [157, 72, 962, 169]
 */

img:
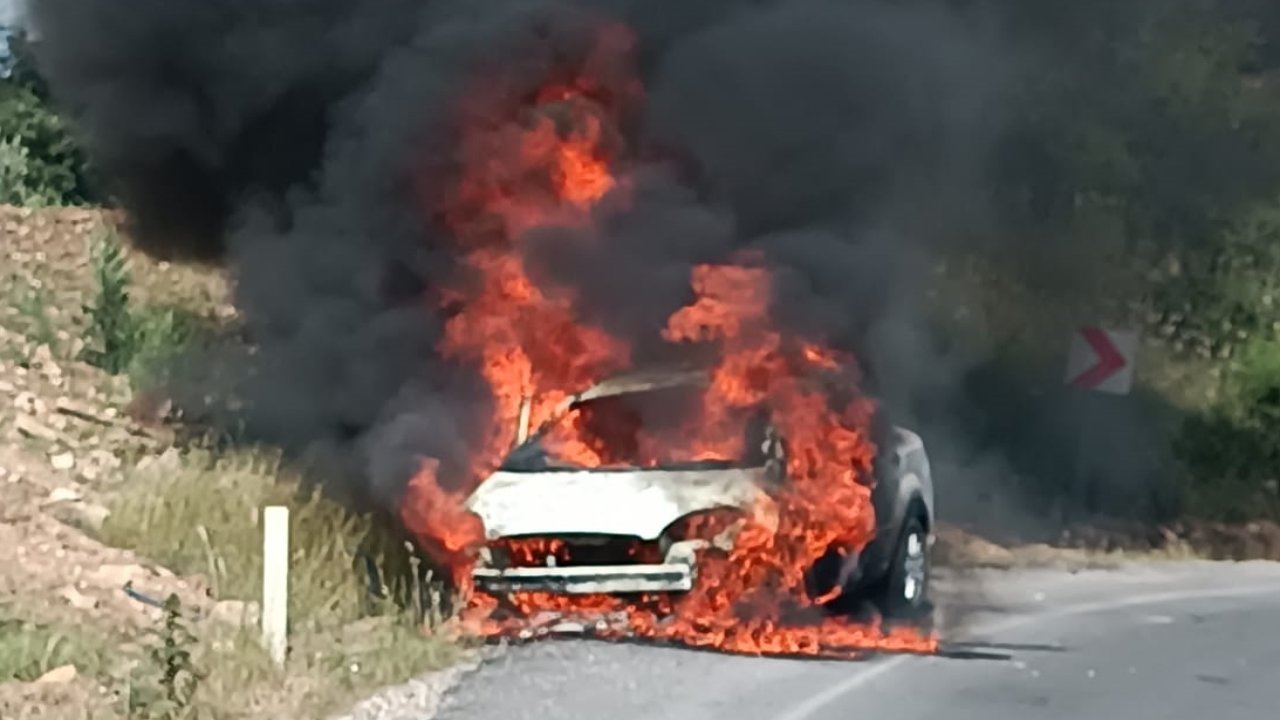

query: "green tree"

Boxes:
[989, 0, 1278, 247]
[0, 29, 97, 205]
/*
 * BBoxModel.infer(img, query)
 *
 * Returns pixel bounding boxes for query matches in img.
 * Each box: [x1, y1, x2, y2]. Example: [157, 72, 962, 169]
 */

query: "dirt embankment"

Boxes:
[3, 204, 467, 720]
[1, 205, 223, 717]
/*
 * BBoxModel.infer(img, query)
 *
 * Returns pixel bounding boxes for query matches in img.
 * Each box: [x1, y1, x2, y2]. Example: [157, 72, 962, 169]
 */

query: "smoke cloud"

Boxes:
[30, 0, 1017, 516]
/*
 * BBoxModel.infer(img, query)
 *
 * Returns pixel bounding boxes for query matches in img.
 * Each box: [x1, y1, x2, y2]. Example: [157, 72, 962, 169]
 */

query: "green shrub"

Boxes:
[0, 134, 56, 205]
[0, 82, 94, 206]
[0, 29, 97, 206]
[1175, 338, 1280, 521]
[127, 304, 214, 390]
[80, 230, 216, 388]
[127, 594, 205, 720]
[1151, 199, 1280, 361]
[81, 231, 139, 374]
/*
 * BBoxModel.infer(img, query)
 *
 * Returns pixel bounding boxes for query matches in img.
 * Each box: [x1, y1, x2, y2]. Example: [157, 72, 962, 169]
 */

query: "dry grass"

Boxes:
[928, 520, 1279, 574]
[99, 450, 370, 614]
[98, 450, 463, 718]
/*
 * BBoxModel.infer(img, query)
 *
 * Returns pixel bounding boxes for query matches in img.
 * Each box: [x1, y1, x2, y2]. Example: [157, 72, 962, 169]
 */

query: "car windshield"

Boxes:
[500, 383, 768, 472]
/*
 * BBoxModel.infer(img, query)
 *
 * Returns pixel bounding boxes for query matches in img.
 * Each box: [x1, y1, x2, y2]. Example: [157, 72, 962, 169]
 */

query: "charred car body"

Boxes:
[465, 368, 935, 618]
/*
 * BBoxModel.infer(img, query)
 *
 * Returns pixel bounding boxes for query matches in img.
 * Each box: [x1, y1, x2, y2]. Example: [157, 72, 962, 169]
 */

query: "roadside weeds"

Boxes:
[97, 449, 466, 719]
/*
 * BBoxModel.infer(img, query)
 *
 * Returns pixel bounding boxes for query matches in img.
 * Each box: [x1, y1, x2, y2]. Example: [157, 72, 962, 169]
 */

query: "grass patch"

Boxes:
[0, 616, 107, 682]
[11, 279, 56, 351]
[98, 449, 462, 718]
[100, 450, 375, 619]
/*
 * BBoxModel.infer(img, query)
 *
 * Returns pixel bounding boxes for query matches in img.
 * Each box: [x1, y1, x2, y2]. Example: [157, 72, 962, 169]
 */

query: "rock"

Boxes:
[125, 390, 173, 427]
[49, 452, 76, 471]
[83, 449, 121, 474]
[46, 487, 82, 504]
[14, 416, 61, 444]
[13, 391, 46, 416]
[57, 501, 111, 532]
[34, 665, 77, 685]
[209, 600, 261, 628]
[85, 564, 149, 589]
[34, 347, 62, 382]
[60, 585, 98, 611]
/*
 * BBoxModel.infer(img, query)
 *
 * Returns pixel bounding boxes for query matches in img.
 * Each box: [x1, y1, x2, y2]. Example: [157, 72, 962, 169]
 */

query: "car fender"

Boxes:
[850, 428, 933, 586]
[889, 471, 930, 531]
[888, 427, 934, 531]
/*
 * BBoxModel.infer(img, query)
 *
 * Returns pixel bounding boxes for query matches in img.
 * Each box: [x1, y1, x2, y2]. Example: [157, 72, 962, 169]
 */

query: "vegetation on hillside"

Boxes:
[0, 29, 96, 206]
[883, 0, 1280, 525]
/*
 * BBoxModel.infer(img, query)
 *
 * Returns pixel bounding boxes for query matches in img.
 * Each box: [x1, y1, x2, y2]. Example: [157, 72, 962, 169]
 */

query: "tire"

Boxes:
[876, 515, 932, 621]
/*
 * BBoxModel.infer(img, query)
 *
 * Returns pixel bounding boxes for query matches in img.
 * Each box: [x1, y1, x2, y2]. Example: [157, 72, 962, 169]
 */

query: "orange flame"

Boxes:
[400, 21, 936, 658]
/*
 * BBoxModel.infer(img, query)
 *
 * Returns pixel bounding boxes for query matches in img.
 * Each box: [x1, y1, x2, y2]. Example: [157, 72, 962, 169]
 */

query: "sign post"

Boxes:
[1063, 327, 1139, 521]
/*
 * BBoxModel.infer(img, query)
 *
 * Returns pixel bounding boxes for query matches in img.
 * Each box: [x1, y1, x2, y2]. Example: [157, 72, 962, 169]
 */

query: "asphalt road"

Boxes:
[436, 561, 1280, 720]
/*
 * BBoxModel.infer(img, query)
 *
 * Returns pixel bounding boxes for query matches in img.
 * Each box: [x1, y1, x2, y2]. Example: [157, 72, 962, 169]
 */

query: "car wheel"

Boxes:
[878, 515, 931, 620]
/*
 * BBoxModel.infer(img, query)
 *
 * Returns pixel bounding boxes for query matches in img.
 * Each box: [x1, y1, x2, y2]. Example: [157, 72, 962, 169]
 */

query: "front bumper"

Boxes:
[473, 538, 706, 595]
[473, 563, 694, 594]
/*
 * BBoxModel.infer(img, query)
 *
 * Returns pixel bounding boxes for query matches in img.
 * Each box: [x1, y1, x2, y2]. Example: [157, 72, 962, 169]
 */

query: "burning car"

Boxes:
[389, 26, 941, 652]
[464, 366, 935, 620]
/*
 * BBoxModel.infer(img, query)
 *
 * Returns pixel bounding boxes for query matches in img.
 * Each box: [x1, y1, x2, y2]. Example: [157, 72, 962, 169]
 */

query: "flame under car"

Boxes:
[464, 368, 936, 617]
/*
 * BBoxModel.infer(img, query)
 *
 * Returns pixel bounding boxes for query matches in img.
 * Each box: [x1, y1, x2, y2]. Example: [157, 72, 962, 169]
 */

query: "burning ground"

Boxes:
[29, 0, 998, 658]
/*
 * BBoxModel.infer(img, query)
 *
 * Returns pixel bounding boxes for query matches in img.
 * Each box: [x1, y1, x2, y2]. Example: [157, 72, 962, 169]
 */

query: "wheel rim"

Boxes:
[901, 531, 927, 603]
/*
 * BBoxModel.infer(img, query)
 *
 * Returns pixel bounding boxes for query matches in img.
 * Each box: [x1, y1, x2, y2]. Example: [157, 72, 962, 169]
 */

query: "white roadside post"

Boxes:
[262, 505, 289, 668]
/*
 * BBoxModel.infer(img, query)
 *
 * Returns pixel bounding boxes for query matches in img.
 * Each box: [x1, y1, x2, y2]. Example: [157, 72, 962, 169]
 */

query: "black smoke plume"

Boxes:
[29, 0, 1008, 513]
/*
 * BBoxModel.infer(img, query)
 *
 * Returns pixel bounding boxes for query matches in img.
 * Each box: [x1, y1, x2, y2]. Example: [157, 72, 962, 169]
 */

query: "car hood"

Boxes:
[465, 467, 769, 541]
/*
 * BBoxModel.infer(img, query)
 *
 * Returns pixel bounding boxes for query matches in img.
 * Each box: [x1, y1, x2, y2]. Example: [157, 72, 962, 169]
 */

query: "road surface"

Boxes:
[435, 561, 1280, 720]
